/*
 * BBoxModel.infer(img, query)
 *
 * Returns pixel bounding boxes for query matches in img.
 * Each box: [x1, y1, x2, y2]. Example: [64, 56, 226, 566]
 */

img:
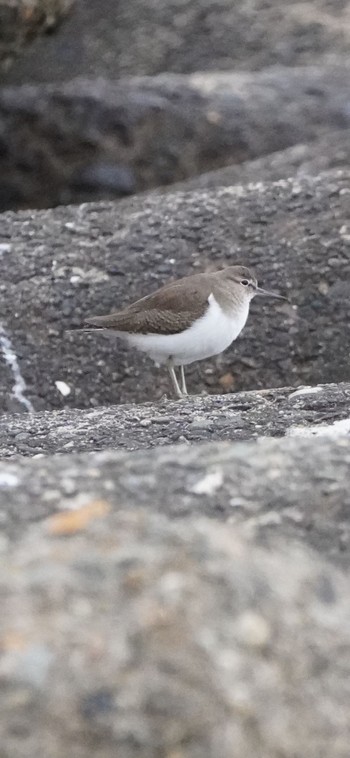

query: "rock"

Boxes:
[1, 429, 350, 564]
[0, 383, 350, 459]
[1, 170, 350, 410]
[0, 505, 350, 756]
[0, 0, 73, 67]
[1, 66, 350, 209]
[1, 2, 349, 752]
[172, 128, 350, 191]
[3, 0, 350, 83]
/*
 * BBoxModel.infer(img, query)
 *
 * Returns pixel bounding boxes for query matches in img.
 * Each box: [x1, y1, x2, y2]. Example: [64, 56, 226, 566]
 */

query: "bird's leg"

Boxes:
[166, 359, 184, 399]
[168, 366, 184, 399]
[180, 365, 188, 396]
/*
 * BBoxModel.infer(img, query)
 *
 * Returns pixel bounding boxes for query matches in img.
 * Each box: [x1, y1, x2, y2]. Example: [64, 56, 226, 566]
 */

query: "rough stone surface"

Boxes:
[173, 128, 350, 191]
[0, 383, 349, 459]
[0, 0, 73, 66]
[1, 1, 350, 752]
[1, 170, 350, 411]
[1, 434, 350, 565]
[1, 66, 350, 209]
[3, 0, 350, 83]
[0, 505, 350, 757]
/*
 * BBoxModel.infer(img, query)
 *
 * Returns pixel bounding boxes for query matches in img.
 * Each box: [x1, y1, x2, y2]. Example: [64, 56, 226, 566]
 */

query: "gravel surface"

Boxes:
[0, 383, 349, 458]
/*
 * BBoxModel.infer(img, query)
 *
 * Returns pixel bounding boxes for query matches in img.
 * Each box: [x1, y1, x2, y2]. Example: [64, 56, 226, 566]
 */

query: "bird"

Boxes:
[76, 265, 286, 399]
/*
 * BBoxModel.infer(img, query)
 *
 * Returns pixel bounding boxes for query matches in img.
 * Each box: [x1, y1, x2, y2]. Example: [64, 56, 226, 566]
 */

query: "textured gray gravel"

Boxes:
[0, 383, 349, 459]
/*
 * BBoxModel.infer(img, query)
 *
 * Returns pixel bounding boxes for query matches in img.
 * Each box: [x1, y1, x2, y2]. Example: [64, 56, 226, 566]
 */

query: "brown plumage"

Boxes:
[83, 266, 255, 336]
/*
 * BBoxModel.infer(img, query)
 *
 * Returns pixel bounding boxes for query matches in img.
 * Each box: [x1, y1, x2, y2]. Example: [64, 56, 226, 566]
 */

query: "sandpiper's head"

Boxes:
[225, 265, 285, 301]
[225, 265, 258, 299]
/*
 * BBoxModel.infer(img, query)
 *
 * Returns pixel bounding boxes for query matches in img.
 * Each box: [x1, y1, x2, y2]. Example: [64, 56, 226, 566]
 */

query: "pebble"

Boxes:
[235, 611, 271, 648]
[0, 243, 11, 254]
[189, 418, 213, 430]
[14, 432, 30, 442]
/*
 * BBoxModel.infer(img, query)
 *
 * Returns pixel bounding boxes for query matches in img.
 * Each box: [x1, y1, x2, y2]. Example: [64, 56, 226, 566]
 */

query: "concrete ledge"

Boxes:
[1, 382, 350, 458]
[1, 433, 350, 565]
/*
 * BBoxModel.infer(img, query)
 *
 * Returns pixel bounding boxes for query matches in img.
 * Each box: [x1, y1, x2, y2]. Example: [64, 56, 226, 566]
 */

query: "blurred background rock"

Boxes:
[2, 0, 350, 81]
[0, 0, 73, 68]
[1, 0, 350, 211]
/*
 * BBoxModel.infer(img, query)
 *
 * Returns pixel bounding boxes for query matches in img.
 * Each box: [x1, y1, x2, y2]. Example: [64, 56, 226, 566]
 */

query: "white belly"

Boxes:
[125, 293, 249, 366]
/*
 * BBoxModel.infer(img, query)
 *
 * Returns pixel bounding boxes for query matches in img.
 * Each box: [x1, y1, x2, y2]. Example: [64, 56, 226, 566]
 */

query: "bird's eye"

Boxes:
[241, 279, 249, 286]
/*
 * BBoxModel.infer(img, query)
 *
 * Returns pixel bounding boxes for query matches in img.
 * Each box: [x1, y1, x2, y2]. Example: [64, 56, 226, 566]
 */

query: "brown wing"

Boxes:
[84, 273, 212, 335]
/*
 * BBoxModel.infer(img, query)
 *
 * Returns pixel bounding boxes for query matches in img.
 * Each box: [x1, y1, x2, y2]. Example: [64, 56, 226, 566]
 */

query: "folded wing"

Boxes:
[84, 274, 212, 335]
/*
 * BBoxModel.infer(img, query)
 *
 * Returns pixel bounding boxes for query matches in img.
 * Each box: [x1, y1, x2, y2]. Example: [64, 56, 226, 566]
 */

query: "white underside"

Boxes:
[115, 294, 250, 366]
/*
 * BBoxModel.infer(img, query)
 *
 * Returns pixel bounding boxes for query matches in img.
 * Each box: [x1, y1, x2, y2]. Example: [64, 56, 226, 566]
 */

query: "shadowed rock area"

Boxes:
[1, 383, 349, 459]
[0, 506, 350, 757]
[1, 66, 350, 209]
[3, 0, 350, 83]
[1, 169, 350, 412]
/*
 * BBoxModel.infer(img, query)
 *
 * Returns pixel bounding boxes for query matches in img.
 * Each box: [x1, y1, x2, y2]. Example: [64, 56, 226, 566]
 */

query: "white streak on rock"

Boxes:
[0, 325, 34, 413]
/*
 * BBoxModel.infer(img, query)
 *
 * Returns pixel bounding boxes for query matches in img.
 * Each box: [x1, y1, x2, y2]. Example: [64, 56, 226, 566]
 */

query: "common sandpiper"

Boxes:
[77, 265, 285, 398]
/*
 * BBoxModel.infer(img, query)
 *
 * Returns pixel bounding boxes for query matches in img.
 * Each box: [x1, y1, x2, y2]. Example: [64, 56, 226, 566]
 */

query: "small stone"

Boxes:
[190, 468, 224, 496]
[235, 611, 271, 648]
[218, 372, 235, 391]
[14, 432, 30, 442]
[189, 417, 213, 430]
[0, 472, 18, 488]
[55, 381, 71, 397]
[318, 281, 329, 295]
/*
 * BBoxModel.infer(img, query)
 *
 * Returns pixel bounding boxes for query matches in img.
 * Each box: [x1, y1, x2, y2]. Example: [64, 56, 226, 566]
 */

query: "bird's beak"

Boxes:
[254, 286, 287, 300]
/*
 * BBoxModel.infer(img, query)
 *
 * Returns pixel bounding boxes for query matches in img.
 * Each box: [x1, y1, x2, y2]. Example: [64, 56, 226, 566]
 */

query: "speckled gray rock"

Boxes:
[0, 383, 349, 459]
[1, 66, 350, 209]
[1, 433, 350, 564]
[1, 170, 350, 411]
[0, 0, 73, 67]
[0, 508, 350, 757]
[3, 0, 350, 83]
